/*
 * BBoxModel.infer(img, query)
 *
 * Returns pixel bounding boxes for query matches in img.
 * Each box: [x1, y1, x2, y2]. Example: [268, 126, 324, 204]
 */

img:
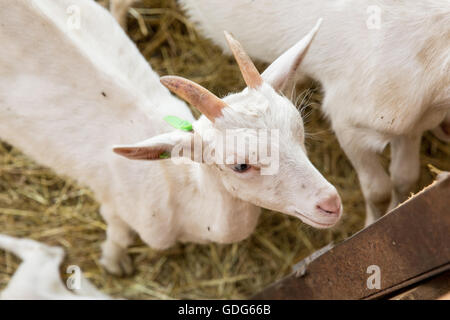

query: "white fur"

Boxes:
[0, 234, 110, 300]
[0, 0, 340, 276]
[180, 0, 450, 225]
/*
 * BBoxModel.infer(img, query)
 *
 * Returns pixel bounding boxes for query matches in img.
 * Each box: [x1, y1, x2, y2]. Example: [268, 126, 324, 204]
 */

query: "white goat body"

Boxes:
[180, 0, 450, 224]
[0, 0, 341, 275]
[0, 0, 208, 275]
[0, 234, 110, 300]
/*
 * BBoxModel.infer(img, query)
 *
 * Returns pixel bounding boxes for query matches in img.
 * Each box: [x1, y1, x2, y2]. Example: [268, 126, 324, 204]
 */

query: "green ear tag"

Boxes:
[159, 151, 170, 159]
[163, 115, 193, 132]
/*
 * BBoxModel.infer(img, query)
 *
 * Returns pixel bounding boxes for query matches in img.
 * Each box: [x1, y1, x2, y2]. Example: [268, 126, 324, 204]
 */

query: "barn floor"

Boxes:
[0, 0, 449, 299]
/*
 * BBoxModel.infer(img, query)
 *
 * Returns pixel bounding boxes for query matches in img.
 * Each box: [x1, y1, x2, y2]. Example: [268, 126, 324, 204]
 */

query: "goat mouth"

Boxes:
[294, 210, 338, 228]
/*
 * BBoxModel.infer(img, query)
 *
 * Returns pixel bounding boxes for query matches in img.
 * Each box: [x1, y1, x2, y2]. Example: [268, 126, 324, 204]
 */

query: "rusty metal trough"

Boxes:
[253, 173, 450, 300]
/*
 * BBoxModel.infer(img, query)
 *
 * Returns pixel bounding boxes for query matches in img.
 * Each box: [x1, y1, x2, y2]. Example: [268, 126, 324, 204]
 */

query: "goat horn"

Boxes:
[224, 31, 263, 89]
[160, 76, 226, 123]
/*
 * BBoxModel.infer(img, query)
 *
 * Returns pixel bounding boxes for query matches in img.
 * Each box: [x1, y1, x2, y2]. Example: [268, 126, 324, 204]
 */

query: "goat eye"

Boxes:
[232, 164, 251, 173]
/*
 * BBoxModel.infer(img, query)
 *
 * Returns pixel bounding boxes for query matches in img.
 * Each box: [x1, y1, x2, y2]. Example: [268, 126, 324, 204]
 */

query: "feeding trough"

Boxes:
[253, 173, 450, 300]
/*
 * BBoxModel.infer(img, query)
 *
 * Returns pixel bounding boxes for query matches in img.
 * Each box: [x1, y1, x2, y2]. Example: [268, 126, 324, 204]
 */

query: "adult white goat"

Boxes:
[180, 0, 450, 225]
[0, 0, 341, 276]
[0, 234, 110, 300]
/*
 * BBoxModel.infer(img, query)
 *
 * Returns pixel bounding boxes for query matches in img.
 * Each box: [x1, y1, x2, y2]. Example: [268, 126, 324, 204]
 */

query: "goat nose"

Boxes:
[317, 194, 341, 215]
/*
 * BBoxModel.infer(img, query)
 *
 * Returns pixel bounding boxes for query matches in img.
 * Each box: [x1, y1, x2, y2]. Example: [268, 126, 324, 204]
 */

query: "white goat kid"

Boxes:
[180, 0, 450, 225]
[0, 0, 341, 276]
[0, 234, 110, 300]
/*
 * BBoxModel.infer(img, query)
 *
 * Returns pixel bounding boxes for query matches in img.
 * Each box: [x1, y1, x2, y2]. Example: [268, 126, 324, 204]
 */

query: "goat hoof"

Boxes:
[100, 253, 134, 277]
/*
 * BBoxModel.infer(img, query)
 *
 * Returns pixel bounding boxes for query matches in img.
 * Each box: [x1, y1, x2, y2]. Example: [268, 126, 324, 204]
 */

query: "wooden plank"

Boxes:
[252, 173, 450, 300]
[389, 271, 450, 300]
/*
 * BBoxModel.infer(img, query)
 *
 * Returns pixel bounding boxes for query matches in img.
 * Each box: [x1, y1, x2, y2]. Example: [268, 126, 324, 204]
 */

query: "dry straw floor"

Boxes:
[1, 0, 449, 299]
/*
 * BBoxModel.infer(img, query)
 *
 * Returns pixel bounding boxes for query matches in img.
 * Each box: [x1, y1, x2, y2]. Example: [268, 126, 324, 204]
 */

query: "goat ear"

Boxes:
[113, 131, 193, 161]
[262, 18, 322, 92]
